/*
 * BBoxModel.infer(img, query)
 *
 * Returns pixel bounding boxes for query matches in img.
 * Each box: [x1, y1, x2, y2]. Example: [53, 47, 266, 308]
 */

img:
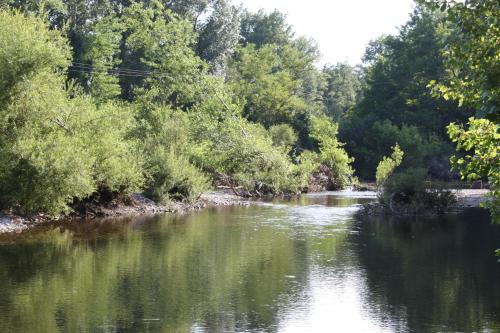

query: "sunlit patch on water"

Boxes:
[251, 200, 362, 230]
[276, 266, 408, 333]
[287, 204, 360, 225]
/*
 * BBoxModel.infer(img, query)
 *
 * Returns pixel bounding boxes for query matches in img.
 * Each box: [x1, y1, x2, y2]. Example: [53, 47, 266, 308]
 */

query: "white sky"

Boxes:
[236, 0, 416, 66]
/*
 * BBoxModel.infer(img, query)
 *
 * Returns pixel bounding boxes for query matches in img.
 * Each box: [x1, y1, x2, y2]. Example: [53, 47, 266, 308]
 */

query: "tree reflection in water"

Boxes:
[0, 198, 499, 333]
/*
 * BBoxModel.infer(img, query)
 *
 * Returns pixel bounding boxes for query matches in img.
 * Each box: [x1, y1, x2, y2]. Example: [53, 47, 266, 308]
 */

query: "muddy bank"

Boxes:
[358, 189, 490, 216]
[0, 191, 249, 234]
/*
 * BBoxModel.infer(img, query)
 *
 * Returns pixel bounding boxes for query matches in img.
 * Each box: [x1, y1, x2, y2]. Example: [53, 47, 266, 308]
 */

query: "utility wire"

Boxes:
[70, 62, 156, 75]
[65, 64, 173, 78]
[65, 69, 154, 78]
[67, 62, 170, 78]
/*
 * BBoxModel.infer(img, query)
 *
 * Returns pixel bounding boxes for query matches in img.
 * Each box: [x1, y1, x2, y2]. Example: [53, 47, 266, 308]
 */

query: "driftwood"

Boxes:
[210, 164, 339, 198]
[212, 171, 276, 198]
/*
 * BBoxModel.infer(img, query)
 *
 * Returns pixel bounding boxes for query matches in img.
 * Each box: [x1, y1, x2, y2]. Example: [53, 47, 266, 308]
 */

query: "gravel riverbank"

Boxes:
[0, 191, 249, 234]
[0, 189, 491, 234]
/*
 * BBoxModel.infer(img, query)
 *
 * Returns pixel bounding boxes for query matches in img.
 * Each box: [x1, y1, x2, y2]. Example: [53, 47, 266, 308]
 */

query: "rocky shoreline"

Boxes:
[0, 191, 249, 234]
[0, 189, 491, 234]
[358, 189, 490, 216]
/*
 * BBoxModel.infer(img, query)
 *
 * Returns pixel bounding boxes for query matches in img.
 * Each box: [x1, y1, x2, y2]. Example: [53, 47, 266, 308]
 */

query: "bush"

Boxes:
[82, 101, 145, 193]
[145, 147, 209, 203]
[381, 168, 427, 205]
[376, 144, 404, 187]
[0, 74, 144, 215]
[381, 168, 456, 212]
[136, 106, 209, 203]
[0, 11, 144, 215]
[190, 113, 311, 195]
[309, 115, 356, 188]
[269, 124, 298, 150]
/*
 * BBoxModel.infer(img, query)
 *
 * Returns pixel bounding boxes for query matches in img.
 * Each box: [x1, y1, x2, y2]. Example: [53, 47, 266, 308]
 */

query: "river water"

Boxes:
[0, 192, 499, 333]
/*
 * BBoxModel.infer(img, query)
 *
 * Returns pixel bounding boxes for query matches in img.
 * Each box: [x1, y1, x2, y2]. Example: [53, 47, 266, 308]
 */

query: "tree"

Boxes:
[449, 119, 499, 222]
[79, 14, 124, 102]
[340, 7, 468, 179]
[196, 0, 240, 75]
[122, 1, 207, 108]
[228, 35, 325, 146]
[228, 44, 309, 128]
[0, 10, 143, 215]
[418, 0, 499, 223]
[0, 0, 67, 27]
[164, 0, 212, 23]
[421, 0, 499, 120]
[239, 9, 293, 47]
[323, 63, 363, 121]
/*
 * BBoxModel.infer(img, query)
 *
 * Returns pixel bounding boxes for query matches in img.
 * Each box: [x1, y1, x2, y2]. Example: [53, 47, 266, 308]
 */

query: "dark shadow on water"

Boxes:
[352, 208, 500, 333]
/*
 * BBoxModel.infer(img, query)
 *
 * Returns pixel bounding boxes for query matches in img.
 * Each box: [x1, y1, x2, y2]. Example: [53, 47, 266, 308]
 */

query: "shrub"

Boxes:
[376, 144, 404, 187]
[190, 113, 311, 195]
[381, 168, 456, 212]
[82, 101, 144, 193]
[0, 73, 144, 215]
[145, 147, 209, 203]
[309, 115, 356, 188]
[136, 106, 209, 202]
[384, 167, 428, 205]
[269, 124, 298, 150]
[0, 11, 144, 215]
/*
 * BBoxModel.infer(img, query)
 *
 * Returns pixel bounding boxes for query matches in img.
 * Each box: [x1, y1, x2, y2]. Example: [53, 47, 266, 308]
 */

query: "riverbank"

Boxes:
[0, 191, 249, 234]
[358, 189, 490, 216]
[1, 189, 491, 234]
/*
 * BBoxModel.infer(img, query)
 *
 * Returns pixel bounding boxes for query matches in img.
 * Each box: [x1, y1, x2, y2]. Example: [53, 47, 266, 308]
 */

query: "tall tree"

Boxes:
[122, 1, 207, 108]
[240, 9, 293, 47]
[197, 0, 240, 75]
[419, 0, 499, 222]
[165, 0, 212, 23]
[322, 63, 363, 121]
[228, 44, 308, 128]
[340, 7, 468, 179]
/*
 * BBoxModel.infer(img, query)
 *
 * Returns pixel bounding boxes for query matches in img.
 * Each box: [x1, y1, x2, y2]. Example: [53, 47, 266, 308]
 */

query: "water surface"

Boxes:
[0, 192, 499, 332]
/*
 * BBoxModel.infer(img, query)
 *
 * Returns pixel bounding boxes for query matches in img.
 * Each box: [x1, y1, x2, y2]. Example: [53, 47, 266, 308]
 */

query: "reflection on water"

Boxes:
[0, 192, 499, 333]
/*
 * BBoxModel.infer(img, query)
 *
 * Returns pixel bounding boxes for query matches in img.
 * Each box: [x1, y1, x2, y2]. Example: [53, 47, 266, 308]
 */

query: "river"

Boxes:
[0, 192, 499, 333]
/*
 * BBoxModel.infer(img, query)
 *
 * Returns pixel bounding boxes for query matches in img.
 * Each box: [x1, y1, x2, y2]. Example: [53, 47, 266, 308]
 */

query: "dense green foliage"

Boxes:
[308, 115, 356, 188]
[448, 118, 499, 222]
[418, 0, 499, 223]
[322, 63, 363, 121]
[340, 8, 468, 180]
[0, 0, 497, 219]
[376, 144, 404, 187]
[0, 2, 356, 215]
[381, 168, 456, 212]
[0, 11, 142, 214]
[421, 0, 499, 120]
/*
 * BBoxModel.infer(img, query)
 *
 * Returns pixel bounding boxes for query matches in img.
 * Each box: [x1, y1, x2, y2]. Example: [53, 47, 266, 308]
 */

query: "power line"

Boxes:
[65, 68, 153, 78]
[65, 63, 173, 78]
[71, 62, 156, 75]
